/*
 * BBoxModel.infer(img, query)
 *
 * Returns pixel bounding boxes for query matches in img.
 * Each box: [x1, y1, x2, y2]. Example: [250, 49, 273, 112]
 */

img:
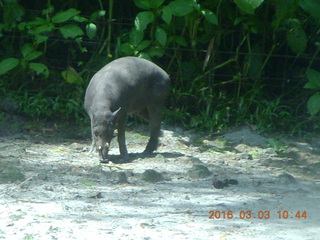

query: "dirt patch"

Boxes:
[0, 118, 320, 240]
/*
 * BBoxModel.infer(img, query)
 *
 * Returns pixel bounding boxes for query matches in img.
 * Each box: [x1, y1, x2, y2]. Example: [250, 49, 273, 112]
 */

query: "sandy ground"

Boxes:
[0, 119, 320, 240]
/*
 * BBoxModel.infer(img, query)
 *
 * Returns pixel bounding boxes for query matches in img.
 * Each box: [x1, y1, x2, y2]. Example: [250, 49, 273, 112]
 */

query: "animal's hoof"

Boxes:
[100, 159, 109, 164]
[142, 150, 154, 156]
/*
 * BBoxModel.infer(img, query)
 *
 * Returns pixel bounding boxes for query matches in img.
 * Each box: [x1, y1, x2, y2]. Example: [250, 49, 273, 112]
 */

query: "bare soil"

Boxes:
[1, 116, 320, 240]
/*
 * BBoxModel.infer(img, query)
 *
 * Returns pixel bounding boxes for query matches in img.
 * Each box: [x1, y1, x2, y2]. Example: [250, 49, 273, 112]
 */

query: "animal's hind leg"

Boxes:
[143, 105, 162, 154]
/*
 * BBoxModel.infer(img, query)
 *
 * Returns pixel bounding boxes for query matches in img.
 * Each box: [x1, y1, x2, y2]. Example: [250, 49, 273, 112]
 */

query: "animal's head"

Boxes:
[92, 108, 121, 161]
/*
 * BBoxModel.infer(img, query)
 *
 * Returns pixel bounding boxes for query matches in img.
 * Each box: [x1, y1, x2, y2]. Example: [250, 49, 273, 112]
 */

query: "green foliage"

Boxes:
[0, 58, 19, 74]
[86, 23, 97, 39]
[266, 138, 288, 154]
[298, 0, 320, 20]
[61, 67, 83, 85]
[134, 0, 164, 10]
[0, 1, 105, 122]
[1, 0, 320, 135]
[234, 0, 264, 14]
[51, 8, 81, 23]
[1, 0, 25, 31]
[135, 11, 154, 31]
[117, 0, 218, 59]
[168, 0, 194, 17]
[304, 69, 320, 116]
[286, 18, 307, 54]
[0, 43, 48, 77]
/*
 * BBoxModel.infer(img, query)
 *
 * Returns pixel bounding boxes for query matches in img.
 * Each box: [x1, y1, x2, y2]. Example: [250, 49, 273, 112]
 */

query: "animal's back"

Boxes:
[85, 57, 170, 114]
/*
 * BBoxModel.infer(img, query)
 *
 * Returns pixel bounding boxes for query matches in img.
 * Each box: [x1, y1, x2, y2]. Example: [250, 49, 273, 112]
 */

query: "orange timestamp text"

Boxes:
[208, 210, 307, 220]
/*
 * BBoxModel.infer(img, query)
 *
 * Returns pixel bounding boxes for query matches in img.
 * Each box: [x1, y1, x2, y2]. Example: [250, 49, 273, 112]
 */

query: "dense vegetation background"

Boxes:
[1, 0, 320, 135]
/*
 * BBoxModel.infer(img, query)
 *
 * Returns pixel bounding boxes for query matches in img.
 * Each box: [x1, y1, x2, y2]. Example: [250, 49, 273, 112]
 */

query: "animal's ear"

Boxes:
[112, 107, 121, 119]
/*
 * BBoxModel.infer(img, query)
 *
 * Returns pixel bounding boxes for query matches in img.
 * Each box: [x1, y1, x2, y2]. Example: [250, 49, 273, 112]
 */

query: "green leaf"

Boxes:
[79, 180, 94, 187]
[35, 35, 49, 44]
[147, 47, 165, 58]
[155, 27, 167, 46]
[86, 23, 97, 39]
[3, 1, 25, 30]
[134, 0, 164, 10]
[35, 23, 55, 34]
[161, 6, 173, 24]
[304, 82, 317, 89]
[298, 0, 320, 20]
[130, 28, 144, 45]
[201, 9, 218, 25]
[286, 19, 307, 54]
[172, 36, 188, 47]
[134, 11, 154, 31]
[27, 17, 47, 27]
[234, 17, 242, 26]
[52, 8, 81, 23]
[61, 68, 83, 84]
[119, 43, 135, 55]
[21, 43, 34, 58]
[137, 52, 152, 61]
[307, 93, 320, 116]
[72, 16, 89, 23]
[168, 0, 194, 17]
[234, 0, 264, 14]
[304, 69, 320, 89]
[21, 44, 43, 61]
[0, 58, 19, 75]
[90, 10, 106, 21]
[29, 63, 49, 78]
[59, 24, 84, 39]
[272, 0, 296, 27]
[25, 51, 43, 61]
[136, 40, 151, 51]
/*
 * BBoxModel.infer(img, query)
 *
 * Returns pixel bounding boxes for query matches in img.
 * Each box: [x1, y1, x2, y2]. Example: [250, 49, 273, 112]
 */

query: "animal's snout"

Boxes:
[98, 143, 110, 161]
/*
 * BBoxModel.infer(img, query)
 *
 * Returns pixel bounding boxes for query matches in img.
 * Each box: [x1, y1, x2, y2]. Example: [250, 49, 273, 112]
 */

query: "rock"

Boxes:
[240, 153, 253, 160]
[187, 164, 212, 179]
[276, 173, 298, 185]
[212, 178, 239, 189]
[212, 179, 228, 189]
[88, 192, 103, 199]
[222, 126, 268, 147]
[141, 169, 163, 183]
[154, 154, 167, 161]
[228, 179, 239, 185]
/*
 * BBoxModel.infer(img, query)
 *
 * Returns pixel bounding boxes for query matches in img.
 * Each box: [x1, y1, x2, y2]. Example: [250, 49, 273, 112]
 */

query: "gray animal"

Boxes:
[84, 57, 170, 162]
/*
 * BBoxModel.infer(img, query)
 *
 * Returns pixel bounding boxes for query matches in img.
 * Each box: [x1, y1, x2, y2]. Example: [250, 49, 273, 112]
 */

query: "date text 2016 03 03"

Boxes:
[208, 210, 308, 220]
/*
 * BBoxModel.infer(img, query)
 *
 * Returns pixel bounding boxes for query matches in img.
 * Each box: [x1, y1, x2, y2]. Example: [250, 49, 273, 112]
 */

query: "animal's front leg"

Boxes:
[117, 115, 128, 156]
[89, 119, 96, 154]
